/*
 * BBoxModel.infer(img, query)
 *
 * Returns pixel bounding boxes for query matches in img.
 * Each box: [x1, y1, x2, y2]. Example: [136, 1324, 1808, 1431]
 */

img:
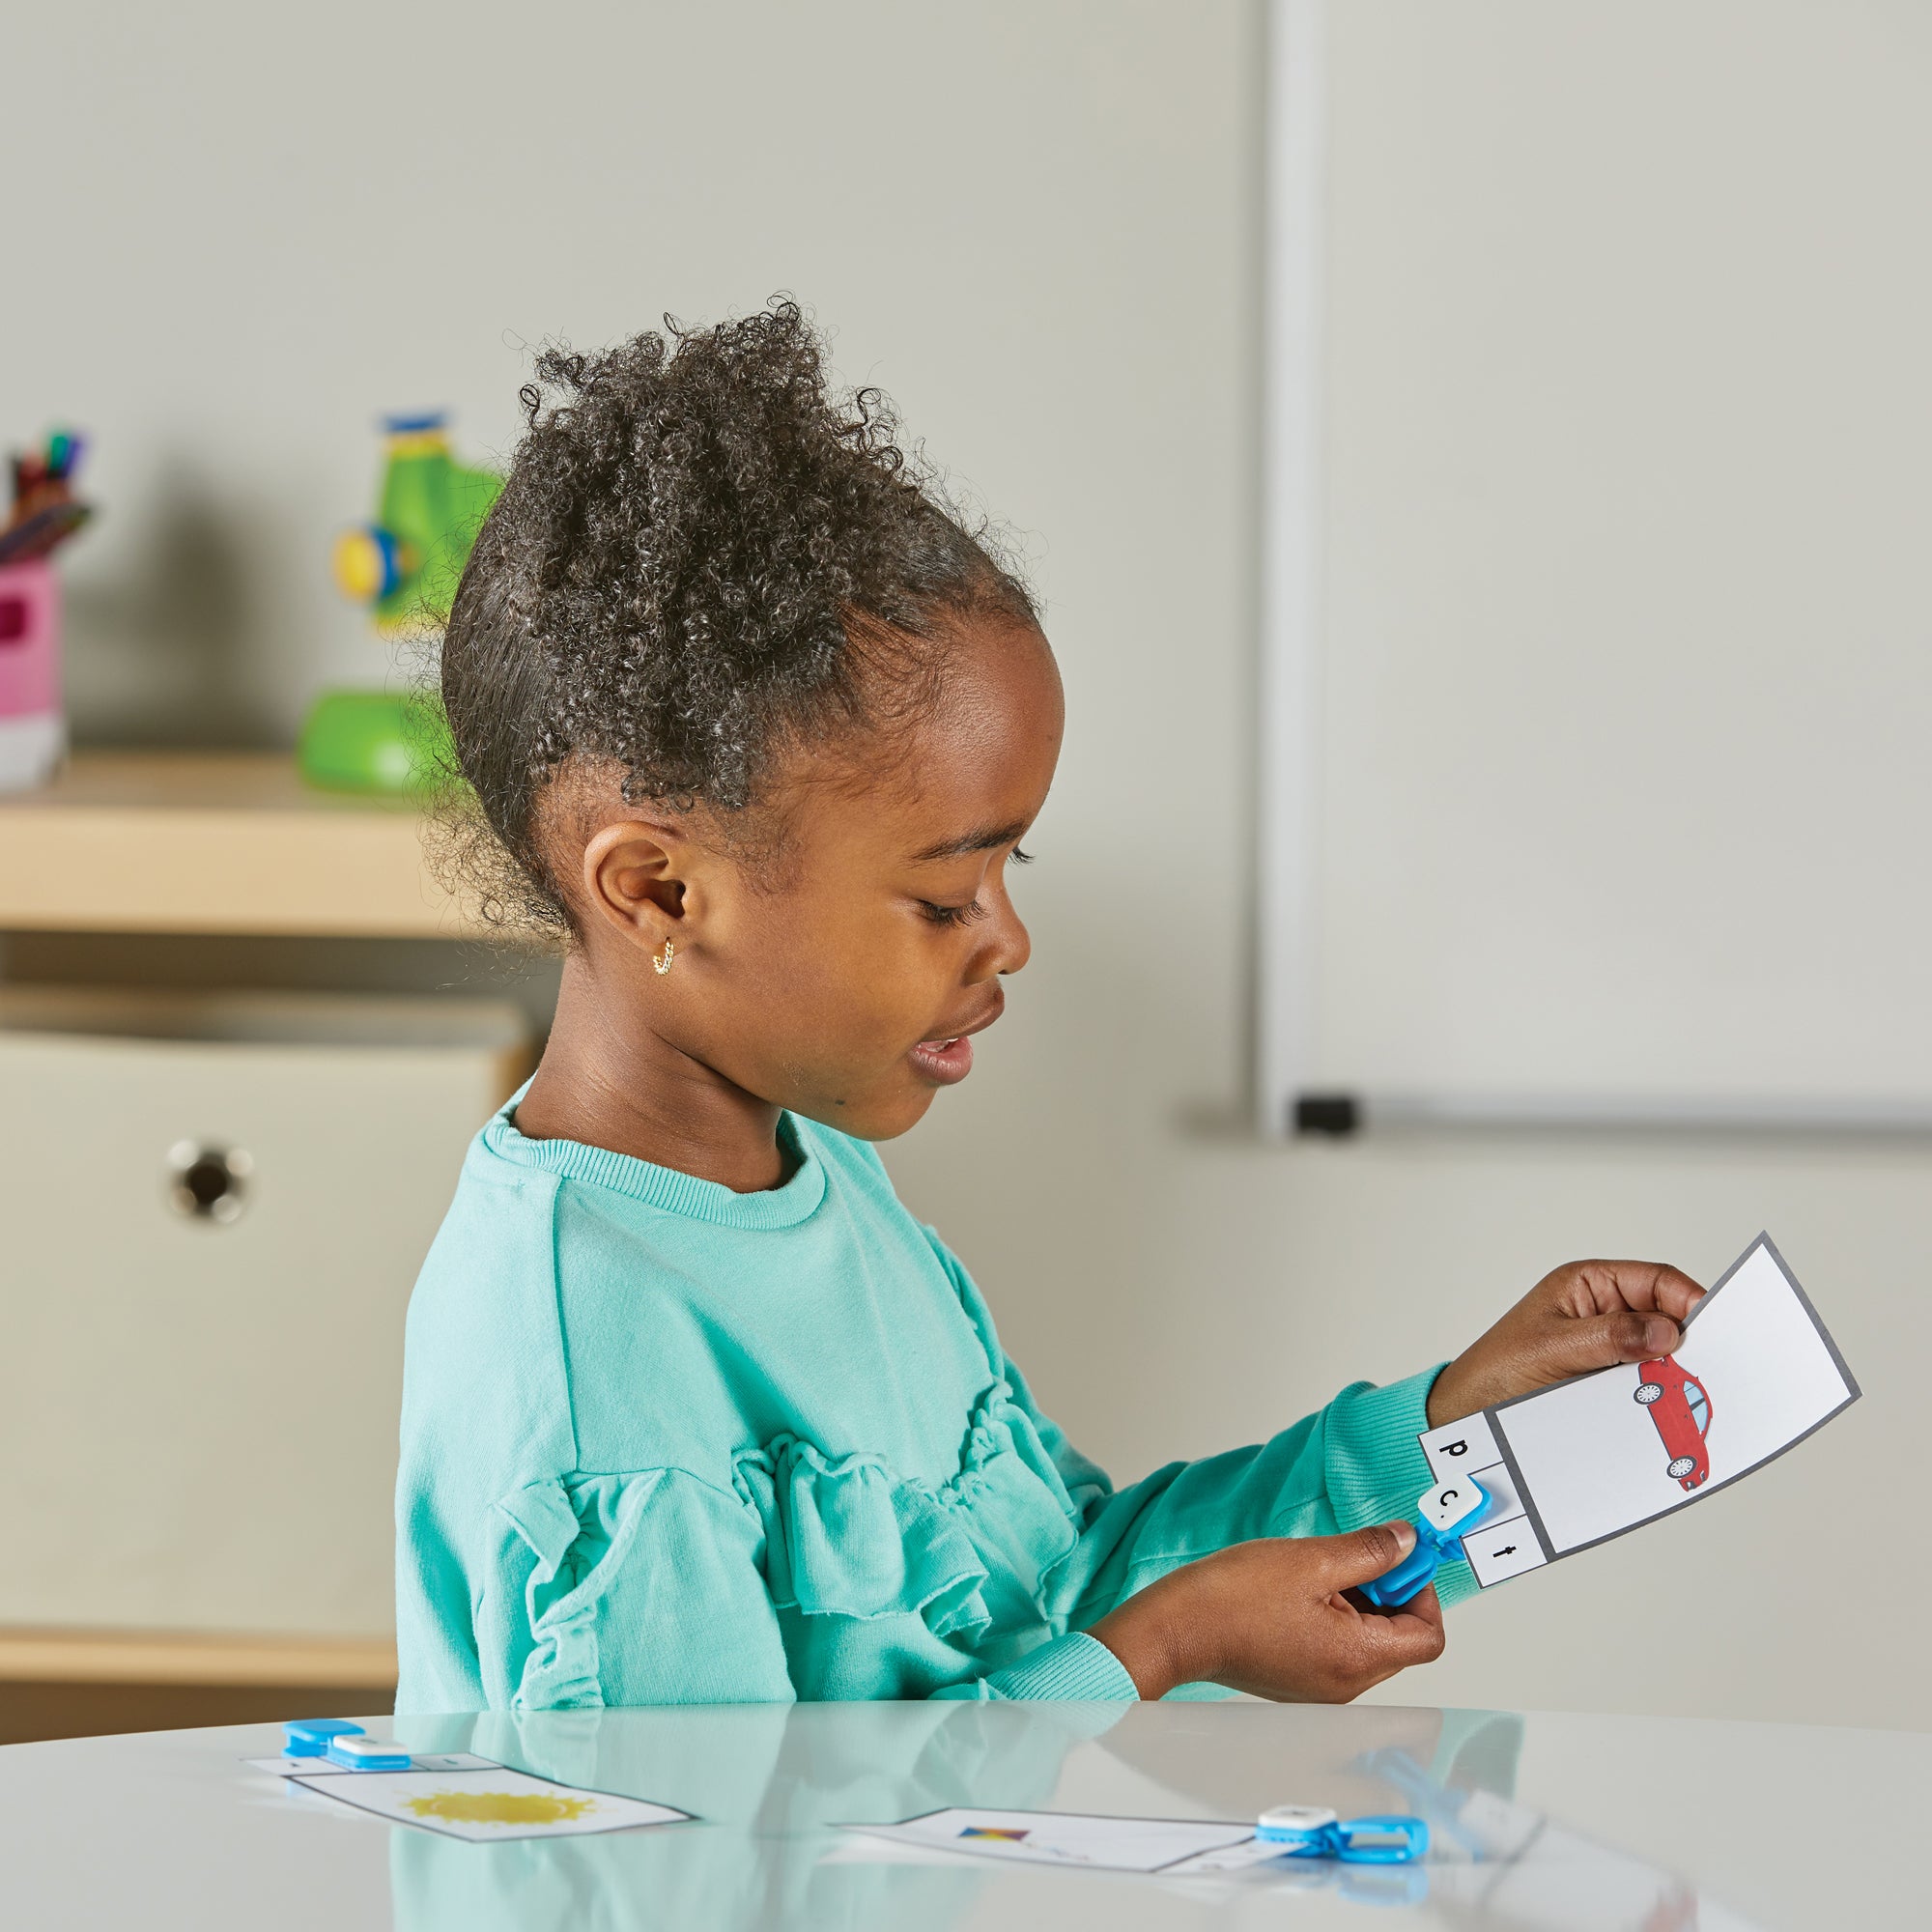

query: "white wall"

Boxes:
[1304, 0, 1932, 1112]
[9, 1, 1921, 1729]
[9, 0, 1252, 753]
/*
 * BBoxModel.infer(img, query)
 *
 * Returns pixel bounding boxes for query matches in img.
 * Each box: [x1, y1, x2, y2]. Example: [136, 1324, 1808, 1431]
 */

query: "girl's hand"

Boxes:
[1427, 1259, 1707, 1429]
[1087, 1524, 1446, 1702]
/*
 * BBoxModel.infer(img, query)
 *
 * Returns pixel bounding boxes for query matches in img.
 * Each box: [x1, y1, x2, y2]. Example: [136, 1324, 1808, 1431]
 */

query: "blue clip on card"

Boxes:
[282, 1719, 364, 1757]
[1357, 1478, 1495, 1609]
[1257, 1805, 1430, 1864]
[323, 1734, 412, 1772]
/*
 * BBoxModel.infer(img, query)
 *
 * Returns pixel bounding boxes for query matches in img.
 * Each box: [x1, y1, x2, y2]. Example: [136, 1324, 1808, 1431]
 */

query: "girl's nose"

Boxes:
[981, 899, 1031, 980]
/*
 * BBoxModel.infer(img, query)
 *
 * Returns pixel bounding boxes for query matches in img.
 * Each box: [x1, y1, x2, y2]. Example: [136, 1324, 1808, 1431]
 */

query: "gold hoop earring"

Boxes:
[652, 938, 675, 976]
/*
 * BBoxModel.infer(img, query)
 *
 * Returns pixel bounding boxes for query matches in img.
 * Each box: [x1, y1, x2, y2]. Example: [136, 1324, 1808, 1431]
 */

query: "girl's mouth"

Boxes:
[909, 992, 1002, 1087]
[908, 1035, 975, 1085]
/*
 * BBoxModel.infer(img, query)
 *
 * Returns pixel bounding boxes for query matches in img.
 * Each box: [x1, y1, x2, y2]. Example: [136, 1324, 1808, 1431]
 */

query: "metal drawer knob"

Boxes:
[167, 1141, 253, 1224]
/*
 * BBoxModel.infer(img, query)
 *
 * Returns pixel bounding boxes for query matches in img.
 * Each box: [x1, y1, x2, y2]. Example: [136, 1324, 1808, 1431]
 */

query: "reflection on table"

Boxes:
[385, 1699, 1754, 1931]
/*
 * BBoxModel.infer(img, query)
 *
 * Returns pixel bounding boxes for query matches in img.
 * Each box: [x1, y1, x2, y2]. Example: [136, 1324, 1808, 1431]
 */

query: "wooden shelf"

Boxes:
[0, 752, 500, 940]
[0, 1626, 397, 1689]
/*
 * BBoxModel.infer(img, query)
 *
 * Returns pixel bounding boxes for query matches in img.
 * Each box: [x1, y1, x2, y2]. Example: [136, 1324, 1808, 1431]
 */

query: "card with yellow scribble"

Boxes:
[290, 1767, 692, 1841]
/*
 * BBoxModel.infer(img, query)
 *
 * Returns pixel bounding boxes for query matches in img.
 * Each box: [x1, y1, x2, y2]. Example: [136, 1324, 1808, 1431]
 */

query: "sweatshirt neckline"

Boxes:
[483, 1090, 828, 1230]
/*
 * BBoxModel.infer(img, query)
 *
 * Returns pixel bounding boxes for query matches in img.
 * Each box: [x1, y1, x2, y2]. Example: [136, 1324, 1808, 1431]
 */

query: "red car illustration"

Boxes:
[1634, 1357, 1713, 1489]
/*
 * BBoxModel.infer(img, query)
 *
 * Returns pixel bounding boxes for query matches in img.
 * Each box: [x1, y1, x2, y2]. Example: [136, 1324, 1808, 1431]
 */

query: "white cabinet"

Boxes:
[0, 987, 528, 1640]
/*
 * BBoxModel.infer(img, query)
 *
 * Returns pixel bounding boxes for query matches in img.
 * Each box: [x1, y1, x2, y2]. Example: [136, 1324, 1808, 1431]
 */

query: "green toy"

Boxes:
[300, 412, 503, 794]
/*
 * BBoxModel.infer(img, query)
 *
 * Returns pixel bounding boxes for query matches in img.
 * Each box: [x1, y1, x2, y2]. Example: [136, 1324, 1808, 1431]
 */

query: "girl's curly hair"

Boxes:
[440, 298, 1037, 937]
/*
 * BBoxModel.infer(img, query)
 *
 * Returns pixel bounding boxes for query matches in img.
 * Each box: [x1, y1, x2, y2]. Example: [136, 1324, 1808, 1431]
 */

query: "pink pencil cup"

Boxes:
[0, 560, 65, 792]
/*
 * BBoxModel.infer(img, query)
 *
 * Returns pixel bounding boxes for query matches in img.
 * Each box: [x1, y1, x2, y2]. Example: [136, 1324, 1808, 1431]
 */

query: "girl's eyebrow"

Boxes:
[909, 819, 1029, 864]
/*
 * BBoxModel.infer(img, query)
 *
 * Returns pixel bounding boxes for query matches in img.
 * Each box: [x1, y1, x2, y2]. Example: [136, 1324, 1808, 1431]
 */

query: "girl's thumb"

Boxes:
[1538, 1306, 1677, 1383]
[1564, 1308, 1680, 1374]
[1325, 1520, 1417, 1589]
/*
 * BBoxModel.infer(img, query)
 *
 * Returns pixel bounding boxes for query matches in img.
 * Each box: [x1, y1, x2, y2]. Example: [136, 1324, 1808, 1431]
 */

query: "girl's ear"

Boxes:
[582, 818, 694, 952]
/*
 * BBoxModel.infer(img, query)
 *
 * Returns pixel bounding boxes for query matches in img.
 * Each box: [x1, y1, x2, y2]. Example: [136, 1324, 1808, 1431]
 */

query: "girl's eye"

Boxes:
[920, 898, 988, 928]
[918, 848, 1033, 925]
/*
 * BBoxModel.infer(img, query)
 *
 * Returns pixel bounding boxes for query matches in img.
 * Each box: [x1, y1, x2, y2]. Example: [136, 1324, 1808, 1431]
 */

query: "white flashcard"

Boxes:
[243, 1751, 497, 1778]
[289, 1766, 694, 1841]
[1463, 1520, 1547, 1587]
[841, 1807, 1261, 1874]
[1422, 1409, 1501, 1480]
[1163, 1834, 1320, 1875]
[1419, 1234, 1858, 1587]
[838, 1802, 1767, 1924]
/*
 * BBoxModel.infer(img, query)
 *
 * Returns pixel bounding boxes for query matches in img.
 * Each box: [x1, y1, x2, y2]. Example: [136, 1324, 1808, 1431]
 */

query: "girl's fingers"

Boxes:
[1351, 1591, 1447, 1668]
[1361, 1583, 1444, 1633]
[1520, 1307, 1679, 1388]
[1651, 1265, 1708, 1321]
[1571, 1261, 1707, 1321]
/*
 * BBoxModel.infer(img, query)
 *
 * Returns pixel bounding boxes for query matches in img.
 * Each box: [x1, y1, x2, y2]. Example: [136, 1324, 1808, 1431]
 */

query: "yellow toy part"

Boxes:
[330, 525, 417, 606]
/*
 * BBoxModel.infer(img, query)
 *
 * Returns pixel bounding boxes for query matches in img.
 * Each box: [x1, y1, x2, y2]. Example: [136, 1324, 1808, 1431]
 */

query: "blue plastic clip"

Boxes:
[1257, 1804, 1430, 1863]
[282, 1719, 364, 1757]
[1357, 1478, 1495, 1610]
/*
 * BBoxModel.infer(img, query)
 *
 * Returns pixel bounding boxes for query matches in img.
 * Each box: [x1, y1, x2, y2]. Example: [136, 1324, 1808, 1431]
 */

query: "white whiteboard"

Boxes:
[1261, 0, 1932, 1131]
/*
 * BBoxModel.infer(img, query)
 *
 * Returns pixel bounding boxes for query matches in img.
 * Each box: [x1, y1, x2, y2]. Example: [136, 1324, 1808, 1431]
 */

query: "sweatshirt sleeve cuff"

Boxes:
[1318, 1361, 1477, 1609]
[980, 1632, 1139, 1701]
[1314, 1362, 1443, 1527]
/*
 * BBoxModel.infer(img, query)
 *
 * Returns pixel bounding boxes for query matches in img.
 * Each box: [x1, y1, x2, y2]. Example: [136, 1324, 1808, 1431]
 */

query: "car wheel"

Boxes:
[1635, 1382, 1664, 1404]
[1667, 1456, 1695, 1479]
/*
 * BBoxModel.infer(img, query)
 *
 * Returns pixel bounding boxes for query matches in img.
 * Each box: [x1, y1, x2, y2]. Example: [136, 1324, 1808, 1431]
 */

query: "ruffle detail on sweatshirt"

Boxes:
[733, 1381, 1084, 1640]
[494, 1469, 672, 1710]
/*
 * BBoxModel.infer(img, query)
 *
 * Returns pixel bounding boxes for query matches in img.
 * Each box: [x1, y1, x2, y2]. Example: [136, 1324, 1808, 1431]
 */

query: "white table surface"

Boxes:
[3, 1699, 1923, 1929]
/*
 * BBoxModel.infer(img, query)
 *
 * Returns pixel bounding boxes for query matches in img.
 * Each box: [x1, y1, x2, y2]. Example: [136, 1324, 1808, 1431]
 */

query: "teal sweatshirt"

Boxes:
[394, 1095, 1463, 1712]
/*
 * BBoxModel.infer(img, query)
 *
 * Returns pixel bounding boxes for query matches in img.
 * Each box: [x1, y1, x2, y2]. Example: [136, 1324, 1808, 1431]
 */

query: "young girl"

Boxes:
[396, 302, 1703, 1712]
